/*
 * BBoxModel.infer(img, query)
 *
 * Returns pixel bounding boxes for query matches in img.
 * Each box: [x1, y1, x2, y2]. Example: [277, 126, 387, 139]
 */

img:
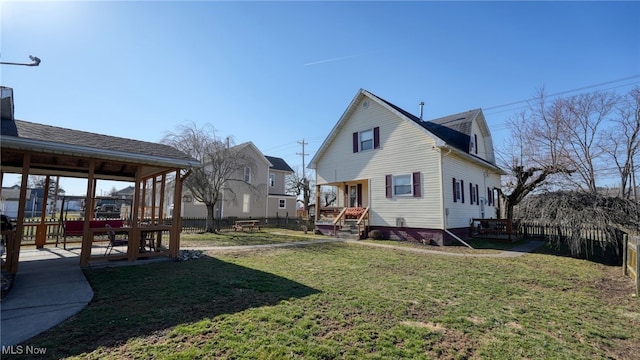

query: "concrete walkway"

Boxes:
[0, 247, 93, 347]
[0, 238, 544, 347]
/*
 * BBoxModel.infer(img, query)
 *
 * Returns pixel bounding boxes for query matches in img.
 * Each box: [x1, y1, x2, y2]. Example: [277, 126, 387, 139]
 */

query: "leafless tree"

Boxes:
[162, 122, 258, 232]
[601, 86, 640, 200]
[560, 90, 618, 194]
[499, 89, 575, 221]
[320, 186, 337, 207]
[286, 167, 314, 216]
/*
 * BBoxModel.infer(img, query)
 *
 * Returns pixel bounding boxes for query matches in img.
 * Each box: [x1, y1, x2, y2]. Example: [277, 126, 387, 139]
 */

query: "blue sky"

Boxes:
[2, 1, 639, 195]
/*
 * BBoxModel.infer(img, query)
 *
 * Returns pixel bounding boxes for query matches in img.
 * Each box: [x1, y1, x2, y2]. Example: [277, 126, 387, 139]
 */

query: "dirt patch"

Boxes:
[593, 266, 640, 359]
[400, 320, 479, 359]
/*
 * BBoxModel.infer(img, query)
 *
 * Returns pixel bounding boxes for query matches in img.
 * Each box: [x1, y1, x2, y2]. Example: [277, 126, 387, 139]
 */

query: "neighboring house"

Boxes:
[180, 142, 297, 219]
[308, 89, 505, 245]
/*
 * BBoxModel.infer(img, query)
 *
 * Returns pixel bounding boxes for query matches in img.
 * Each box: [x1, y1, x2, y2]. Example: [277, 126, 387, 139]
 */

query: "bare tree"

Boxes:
[320, 185, 337, 207]
[560, 90, 618, 194]
[601, 86, 640, 199]
[499, 89, 575, 220]
[286, 167, 314, 217]
[162, 123, 258, 232]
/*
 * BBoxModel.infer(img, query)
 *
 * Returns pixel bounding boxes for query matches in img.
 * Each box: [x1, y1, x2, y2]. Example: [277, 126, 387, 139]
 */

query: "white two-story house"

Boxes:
[309, 89, 505, 245]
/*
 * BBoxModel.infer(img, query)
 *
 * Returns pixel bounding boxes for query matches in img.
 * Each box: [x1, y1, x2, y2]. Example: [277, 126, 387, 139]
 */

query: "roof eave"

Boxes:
[1, 136, 202, 169]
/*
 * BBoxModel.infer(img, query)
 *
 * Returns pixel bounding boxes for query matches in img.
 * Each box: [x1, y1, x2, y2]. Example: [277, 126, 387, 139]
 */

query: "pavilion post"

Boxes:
[128, 168, 142, 261]
[80, 160, 96, 266]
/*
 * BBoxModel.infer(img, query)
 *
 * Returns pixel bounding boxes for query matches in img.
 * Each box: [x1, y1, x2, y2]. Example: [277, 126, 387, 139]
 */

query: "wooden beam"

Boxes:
[80, 160, 96, 266]
[8, 153, 31, 273]
[128, 167, 142, 261]
[35, 175, 51, 248]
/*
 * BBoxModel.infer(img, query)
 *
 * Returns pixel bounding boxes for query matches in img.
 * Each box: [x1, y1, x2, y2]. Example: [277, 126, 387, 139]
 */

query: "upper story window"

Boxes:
[244, 167, 252, 183]
[269, 173, 275, 187]
[353, 127, 380, 153]
[470, 134, 478, 154]
[360, 129, 373, 151]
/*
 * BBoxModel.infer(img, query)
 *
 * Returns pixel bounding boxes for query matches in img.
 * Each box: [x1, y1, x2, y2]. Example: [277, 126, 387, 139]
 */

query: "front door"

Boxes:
[349, 184, 362, 207]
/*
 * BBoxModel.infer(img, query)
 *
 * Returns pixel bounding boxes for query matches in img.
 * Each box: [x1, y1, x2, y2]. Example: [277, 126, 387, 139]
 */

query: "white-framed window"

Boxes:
[244, 167, 251, 183]
[278, 199, 286, 209]
[386, 172, 421, 198]
[470, 183, 477, 204]
[360, 129, 373, 151]
[455, 180, 461, 201]
[269, 173, 275, 187]
[393, 175, 412, 196]
[243, 194, 250, 213]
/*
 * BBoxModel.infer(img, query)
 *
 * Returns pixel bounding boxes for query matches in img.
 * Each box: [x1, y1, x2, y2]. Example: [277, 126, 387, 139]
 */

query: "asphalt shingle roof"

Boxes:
[368, 92, 477, 154]
[265, 156, 294, 172]
[1, 119, 196, 163]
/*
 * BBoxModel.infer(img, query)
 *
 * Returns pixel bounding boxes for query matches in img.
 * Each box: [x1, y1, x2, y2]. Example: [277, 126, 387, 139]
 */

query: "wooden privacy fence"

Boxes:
[622, 234, 639, 297]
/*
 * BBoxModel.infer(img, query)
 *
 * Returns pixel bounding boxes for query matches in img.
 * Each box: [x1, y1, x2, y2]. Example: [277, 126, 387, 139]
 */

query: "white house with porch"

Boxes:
[308, 89, 505, 245]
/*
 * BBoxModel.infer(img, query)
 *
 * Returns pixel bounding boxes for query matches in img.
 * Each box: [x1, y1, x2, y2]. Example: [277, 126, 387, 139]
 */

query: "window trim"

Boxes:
[269, 173, 275, 187]
[278, 199, 286, 209]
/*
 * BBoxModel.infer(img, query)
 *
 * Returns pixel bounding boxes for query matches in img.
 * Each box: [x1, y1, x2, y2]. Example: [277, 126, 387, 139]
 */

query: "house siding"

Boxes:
[442, 152, 501, 228]
[315, 98, 443, 229]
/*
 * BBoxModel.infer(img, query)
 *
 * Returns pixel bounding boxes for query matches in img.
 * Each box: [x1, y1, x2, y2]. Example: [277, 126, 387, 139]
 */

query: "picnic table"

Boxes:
[233, 220, 261, 232]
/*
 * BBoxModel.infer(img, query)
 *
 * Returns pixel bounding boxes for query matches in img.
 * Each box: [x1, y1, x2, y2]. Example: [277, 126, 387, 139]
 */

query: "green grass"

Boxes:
[16, 237, 639, 359]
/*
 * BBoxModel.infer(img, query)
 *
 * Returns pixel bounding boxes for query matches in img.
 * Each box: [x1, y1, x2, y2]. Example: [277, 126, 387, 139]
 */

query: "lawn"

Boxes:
[179, 228, 322, 248]
[15, 235, 639, 359]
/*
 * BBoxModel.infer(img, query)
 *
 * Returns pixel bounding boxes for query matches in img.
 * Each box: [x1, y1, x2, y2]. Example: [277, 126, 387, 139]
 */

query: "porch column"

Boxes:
[315, 184, 321, 222]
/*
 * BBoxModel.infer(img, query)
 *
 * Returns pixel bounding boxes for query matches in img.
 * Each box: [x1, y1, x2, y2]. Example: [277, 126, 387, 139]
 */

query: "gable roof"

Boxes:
[265, 156, 294, 173]
[309, 89, 501, 172]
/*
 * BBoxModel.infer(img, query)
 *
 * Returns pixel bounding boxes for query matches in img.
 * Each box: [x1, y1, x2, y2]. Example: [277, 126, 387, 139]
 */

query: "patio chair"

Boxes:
[104, 224, 128, 255]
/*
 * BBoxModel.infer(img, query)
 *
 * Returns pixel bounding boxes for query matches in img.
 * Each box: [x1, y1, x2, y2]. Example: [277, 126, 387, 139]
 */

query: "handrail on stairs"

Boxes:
[332, 207, 348, 236]
[356, 207, 370, 240]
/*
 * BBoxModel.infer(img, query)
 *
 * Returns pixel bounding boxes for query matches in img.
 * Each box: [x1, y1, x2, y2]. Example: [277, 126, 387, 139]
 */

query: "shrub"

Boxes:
[368, 229, 384, 240]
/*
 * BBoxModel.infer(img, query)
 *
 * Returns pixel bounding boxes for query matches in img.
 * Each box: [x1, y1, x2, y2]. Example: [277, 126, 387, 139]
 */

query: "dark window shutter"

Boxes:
[373, 127, 380, 149]
[476, 184, 479, 205]
[352, 132, 359, 153]
[385, 175, 392, 198]
[487, 187, 492, 206]
[452, 177, 457, 202]
[461, 180, 465, 203]
[357, 184, 363, 207]
[474, 134, 478, 154]
[412, 172, 421, 197]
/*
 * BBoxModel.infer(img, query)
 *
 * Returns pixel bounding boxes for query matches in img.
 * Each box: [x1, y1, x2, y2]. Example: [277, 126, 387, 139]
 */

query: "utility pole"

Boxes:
[297, 139, 310, 219]
[297, 139, 308, 180]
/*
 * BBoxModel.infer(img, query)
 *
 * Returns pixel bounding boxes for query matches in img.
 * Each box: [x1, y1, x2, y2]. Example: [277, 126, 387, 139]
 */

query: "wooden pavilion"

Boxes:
[0, 86, 200, 272]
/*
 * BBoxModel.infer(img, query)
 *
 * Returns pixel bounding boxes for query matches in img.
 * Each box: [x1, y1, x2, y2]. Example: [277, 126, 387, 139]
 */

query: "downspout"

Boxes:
[438, 142, 473, 249]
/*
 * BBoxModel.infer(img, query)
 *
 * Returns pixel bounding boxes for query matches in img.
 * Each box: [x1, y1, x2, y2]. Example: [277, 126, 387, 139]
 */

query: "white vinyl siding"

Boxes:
[442, 153, 501, 228]
[315, 98, 442, 229]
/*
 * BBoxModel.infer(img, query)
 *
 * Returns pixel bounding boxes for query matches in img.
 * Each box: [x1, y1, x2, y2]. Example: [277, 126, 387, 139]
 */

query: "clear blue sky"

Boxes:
[2, 1, 639, 195]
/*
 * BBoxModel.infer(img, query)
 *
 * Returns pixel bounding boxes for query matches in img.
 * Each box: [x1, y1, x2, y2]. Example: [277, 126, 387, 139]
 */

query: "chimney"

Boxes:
[419, 101, 424, 120]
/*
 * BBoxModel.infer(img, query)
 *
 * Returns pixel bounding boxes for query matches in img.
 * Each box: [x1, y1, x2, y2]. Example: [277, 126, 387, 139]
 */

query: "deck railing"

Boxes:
[470, 218, 520, 241]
